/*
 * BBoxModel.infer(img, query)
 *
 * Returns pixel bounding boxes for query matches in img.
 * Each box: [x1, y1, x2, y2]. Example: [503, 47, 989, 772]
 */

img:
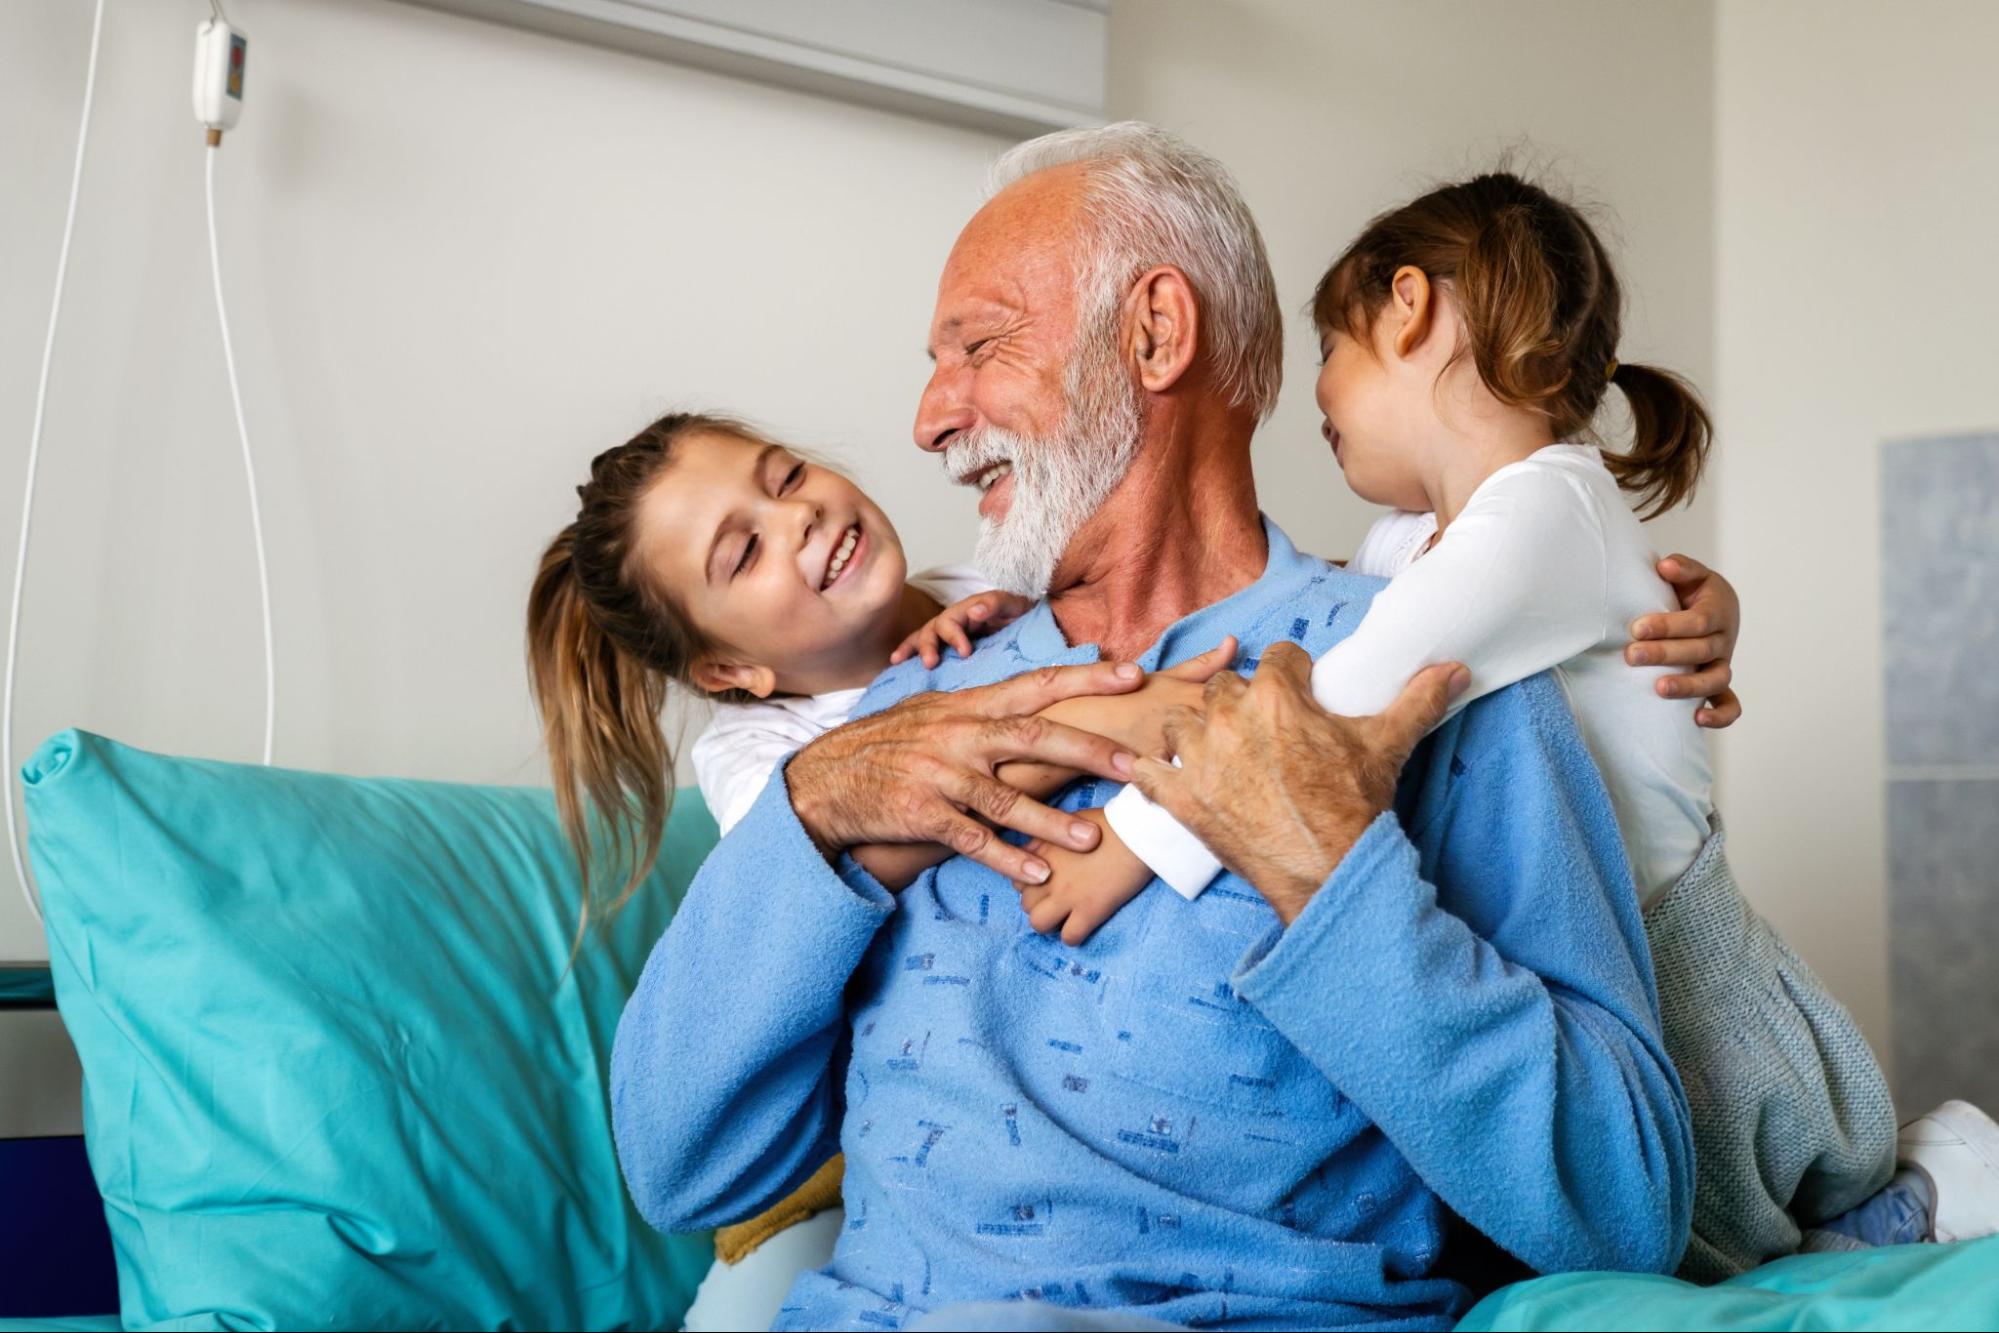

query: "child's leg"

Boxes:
[1896, 1100, 1999, 1243]
[1644, 828, 1900, 1281]
[1801, 1168, 1935, 1251]
[1802, 1100, 1999, 1251]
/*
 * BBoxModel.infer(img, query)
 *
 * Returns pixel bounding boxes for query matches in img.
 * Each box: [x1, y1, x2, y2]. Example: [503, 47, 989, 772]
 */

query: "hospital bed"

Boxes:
[2, 729, 1993, 1331]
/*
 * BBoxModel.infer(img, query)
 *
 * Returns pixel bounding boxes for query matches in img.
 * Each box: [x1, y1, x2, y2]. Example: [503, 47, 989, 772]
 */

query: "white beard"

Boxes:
[944, 362, 1144, 598]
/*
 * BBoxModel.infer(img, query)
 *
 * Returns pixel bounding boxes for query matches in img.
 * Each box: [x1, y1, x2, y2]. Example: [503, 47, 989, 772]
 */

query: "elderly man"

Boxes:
[611, 125, 1730, 1331]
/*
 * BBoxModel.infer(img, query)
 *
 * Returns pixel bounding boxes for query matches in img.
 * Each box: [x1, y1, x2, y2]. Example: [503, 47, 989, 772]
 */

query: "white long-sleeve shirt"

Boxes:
[689, 565, 991, 835]
[1104, 443, 1714, 906]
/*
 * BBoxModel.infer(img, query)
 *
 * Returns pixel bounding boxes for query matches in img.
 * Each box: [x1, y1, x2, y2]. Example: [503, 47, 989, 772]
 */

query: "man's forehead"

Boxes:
[930, 172, 1087, 337]
[953, 169, 1084, 259]
[929, 296, 1017, 340]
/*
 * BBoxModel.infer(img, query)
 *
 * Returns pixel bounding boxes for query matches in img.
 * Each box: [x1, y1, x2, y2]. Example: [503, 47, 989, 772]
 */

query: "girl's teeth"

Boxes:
[823, 526, 860, 588]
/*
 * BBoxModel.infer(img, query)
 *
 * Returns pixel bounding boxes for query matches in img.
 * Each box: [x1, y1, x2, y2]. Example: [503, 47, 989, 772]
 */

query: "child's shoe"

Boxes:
[1899, 1100, 1999, 1243]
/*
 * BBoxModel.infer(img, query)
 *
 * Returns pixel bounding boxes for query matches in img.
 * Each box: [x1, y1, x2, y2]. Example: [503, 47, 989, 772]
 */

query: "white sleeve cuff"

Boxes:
[1102, 779, 1225, 901]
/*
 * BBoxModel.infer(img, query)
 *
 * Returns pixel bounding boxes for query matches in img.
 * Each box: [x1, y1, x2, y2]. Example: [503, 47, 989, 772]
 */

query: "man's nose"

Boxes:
[914, 374, 976, 454]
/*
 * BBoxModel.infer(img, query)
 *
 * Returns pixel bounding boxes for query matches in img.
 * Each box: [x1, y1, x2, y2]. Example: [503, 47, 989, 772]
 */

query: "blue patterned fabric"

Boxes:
[612, 518, 1693, 1331]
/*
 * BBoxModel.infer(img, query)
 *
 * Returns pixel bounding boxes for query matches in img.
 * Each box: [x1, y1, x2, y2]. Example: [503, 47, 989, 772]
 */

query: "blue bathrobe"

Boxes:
[611, 519, 1693, 1331]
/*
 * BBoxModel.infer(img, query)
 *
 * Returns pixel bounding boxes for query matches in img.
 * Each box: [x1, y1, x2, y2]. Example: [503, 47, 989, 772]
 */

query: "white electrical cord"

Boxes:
[6, 0, 108, 924]
[7, 6, 277, 928]
[206, 142, 277, 769]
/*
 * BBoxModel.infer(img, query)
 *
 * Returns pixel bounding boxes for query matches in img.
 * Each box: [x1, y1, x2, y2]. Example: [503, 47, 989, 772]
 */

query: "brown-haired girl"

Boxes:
[524, 410, 1245, 924]
[1008, 171, 1999, 1276]
[528, 412, 1002, 918]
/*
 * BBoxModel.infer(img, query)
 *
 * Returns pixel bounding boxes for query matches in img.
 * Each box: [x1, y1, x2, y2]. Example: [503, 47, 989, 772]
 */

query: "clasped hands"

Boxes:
[786, 634, 1460, 932]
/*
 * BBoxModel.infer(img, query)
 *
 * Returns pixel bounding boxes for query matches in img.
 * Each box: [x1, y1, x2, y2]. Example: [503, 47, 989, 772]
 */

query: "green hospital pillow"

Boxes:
[25, 730, 718, 1331]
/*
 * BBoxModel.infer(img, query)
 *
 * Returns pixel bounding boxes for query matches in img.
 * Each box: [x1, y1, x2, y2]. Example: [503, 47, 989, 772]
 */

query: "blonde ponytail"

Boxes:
[525, 412, 765, 944]
[525, 524, 674, 939]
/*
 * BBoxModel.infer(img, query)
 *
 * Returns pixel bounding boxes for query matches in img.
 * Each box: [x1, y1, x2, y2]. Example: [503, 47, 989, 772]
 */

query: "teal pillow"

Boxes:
[1454, 1235, 1999, 1330]
[25, 730, 717, 1331]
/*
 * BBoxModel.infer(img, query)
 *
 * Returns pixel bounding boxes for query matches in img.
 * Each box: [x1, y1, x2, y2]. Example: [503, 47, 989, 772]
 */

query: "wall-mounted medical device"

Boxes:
[193, 15, 249, 141]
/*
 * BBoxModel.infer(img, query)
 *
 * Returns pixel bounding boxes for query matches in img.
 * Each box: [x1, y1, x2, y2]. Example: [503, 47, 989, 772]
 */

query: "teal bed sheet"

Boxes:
[9, 1238, 1994, 1332]
[1457, 1235, 1999, 1330]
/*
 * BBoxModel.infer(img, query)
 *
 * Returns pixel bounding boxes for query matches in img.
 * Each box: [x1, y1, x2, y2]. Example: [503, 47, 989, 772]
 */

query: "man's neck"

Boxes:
[1047, 402, 1266, 663]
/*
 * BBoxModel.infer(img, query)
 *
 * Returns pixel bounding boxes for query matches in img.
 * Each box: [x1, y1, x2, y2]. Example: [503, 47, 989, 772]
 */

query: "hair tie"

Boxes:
[1605, 358, 1620, 381]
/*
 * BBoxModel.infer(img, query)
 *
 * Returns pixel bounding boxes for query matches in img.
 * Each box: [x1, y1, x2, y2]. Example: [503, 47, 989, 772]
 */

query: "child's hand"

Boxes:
[1040, 637, 1238, 759]
[1627, 554, 1741, 728]
[1014, 809, 1153, 946]
[891, 591, 1036, 669]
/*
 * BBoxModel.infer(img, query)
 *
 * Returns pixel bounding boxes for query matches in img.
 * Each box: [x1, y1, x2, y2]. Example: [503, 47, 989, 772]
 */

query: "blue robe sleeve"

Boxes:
[1232, 677, 1695, 1275]
[609, 760, 896, 1232]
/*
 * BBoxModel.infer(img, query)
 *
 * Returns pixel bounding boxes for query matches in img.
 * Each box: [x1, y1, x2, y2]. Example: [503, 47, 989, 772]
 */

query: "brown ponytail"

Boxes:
[1313, 171, 1711, 518]
[525, 412, 763, 945]
[1600, 361, 1710, 518]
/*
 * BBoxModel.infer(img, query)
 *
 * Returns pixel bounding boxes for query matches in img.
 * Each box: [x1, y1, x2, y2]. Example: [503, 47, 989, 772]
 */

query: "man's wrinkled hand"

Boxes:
[1131, 644, 1467, 924]
[786, 661, 1146, 884]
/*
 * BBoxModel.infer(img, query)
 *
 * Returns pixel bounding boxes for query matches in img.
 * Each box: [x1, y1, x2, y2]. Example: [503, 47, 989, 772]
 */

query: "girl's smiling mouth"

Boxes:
[821, 523, 866, 592]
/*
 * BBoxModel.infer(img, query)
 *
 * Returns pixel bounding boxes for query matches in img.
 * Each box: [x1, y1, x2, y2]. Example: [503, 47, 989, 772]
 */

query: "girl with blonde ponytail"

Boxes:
[525, 412, 1014, 941]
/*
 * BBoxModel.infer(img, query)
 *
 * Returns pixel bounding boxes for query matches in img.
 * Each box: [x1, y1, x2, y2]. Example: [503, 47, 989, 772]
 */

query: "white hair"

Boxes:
[987, 121, 1284, 424]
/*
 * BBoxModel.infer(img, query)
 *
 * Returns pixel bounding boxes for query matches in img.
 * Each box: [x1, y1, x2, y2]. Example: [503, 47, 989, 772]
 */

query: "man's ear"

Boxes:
[1388, 265, 1438, 362]
[1127, 265, 1200, 395]
[692, 658, 778, 699]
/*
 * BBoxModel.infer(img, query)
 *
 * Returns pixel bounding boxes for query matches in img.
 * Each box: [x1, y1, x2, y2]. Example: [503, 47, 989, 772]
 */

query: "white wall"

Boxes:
[1115, 0, 1999, 1074]
[2, 0, 1731, 967]
[0, 0, 1012, 958]
[1108, 0, 1718, 567]
[1713, 0, 1999, 1061]
[2, 1, 1726, 964]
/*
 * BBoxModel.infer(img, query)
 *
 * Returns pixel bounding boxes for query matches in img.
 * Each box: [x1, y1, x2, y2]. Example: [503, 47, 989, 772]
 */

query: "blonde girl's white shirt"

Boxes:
[1104, 443, 1714, 906]
[690, 566, 993, 835]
